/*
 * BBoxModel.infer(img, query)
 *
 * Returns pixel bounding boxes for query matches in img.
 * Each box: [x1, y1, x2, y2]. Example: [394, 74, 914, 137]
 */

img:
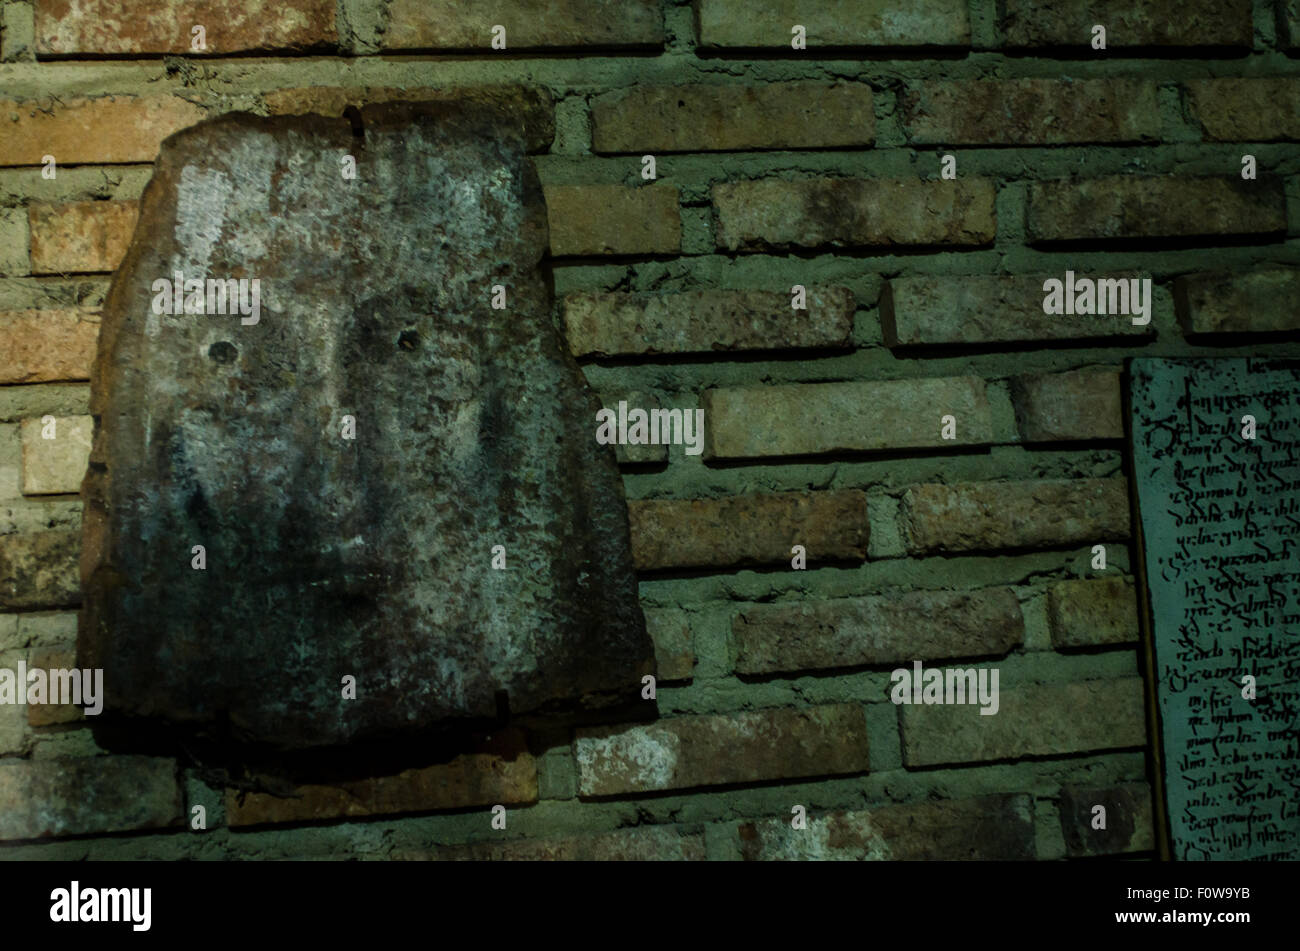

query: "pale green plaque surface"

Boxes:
[1131, 357, 1300, 861]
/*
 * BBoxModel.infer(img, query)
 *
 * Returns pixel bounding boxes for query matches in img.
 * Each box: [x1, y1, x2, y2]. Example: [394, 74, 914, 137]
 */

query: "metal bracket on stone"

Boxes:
[77, 103, 653, 757]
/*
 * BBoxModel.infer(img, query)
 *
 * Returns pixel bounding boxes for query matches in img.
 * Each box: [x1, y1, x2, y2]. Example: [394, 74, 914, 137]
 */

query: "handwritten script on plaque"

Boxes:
[1130, 357, 1300, 860]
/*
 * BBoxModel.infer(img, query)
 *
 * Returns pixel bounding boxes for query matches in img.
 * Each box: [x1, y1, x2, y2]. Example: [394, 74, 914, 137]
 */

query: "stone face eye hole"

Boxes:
[398, 330, 420, 351]
[208, 341, 238, 364]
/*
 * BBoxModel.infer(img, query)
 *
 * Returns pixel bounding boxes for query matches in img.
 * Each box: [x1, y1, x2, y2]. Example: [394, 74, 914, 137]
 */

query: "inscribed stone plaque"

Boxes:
[78, 104, 652, 750]
[1130, 357, 1300, 860]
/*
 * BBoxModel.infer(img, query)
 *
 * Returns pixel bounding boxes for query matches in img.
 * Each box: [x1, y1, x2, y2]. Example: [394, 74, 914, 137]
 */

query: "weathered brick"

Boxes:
[0, 529, 80, 608]
[20, 414, 91, 495]
[13, 611, 78, 650]
[0, 756, 180, 840]
[696, 0, 970, 48]
[901, 678, 1147, 766]
[0, 209, 27, 276]
[1185, 79, 1300, 142]
[1047, 577, 1139, 649]
[735, 586, 1023, 675]
[903, 80, 1160, 145]
[384, 0, 663, 50]
[739, 793, 1035, 859]
[0, 649, 32, 755]
[226, 732, 537, 826]
[1001, 0, 1252, 48]
[0, 424, 18, 502]
[35, 0, 336, 54]
[0, 499, 83, 537]
[628, 490, 868, 571]
[1011, 369, 1123, 442]
[882, 274, 1154, 347]
[902, 478, 1130, 554]
[703, 375, 993, 460]
[545, 185, 680, 256]
[397, 825, 707, 860]
[1026, 177, 1285, 243]
[3, 274, 110, 311]
[0, 384, 91, 424]
[563, 287, 855, 357]
[644, 607, 696, 681]
[0, 96, 204, 166]
[593, 390, 668, 465]
[29, 201, 138, 274]
[1059, 782, 1155, 856]
[1, 3, 36, 59]
[713, 178, 996, 251]
[26, 644, 82, 726]
[263, 85, 555, 152]
[1174, 268, 1300, 335]
[0, 310, 100, 384]
[576, 703, 869, 796]
[592, 83, 874, 152]
[27, 728, 106, 760]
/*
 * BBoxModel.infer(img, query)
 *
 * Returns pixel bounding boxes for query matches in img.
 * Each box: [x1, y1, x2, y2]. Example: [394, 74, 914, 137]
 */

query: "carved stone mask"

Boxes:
[78, 103, 652, 751]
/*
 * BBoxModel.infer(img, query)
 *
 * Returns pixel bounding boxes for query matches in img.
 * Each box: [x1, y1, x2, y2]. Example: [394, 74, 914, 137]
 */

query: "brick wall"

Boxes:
[1, 0, 1297, 860]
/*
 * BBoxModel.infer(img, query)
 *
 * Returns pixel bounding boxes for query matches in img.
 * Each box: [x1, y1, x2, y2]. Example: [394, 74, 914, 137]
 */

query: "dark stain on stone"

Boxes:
[208, 340, 238, 363]
[1059, 784, 1145, 856]
[343, 104, 365, 148]
[799, 180, 864, 247]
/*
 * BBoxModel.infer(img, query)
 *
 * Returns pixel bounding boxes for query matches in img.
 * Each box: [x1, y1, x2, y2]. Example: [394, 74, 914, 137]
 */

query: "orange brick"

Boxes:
[35, 0, 336, 55]
[629, 491, 868, 571]
[544, 185, 680, 256]
[26, 645, 83, 727]
[902, 478, 1131, 554]
[0, 310, 100, 384]
[0, 96, 204, 166]
[29, 201, 138, 274]
[225, 732, 537, 826]
[576, 704, 870, 796]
